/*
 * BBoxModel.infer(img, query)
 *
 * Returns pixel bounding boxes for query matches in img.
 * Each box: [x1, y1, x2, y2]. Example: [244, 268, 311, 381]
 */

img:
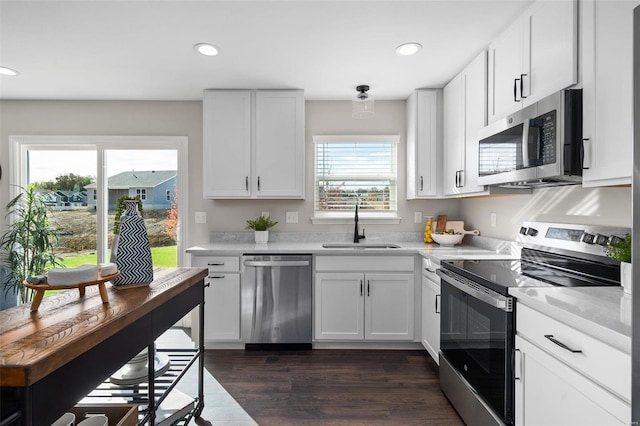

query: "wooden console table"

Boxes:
[0, 267, 208, 426]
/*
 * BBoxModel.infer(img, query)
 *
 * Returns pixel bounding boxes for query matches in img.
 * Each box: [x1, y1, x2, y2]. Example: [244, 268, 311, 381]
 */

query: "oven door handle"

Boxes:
[437, 269, 512, 312]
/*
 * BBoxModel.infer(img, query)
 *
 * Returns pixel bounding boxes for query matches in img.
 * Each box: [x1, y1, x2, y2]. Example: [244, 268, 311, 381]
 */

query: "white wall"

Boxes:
[460, 186, 632, 241]
[0, 99, 461, 248]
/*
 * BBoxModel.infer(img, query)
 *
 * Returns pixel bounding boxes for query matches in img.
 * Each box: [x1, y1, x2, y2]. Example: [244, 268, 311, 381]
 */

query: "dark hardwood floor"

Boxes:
[204, 349, 464, 425]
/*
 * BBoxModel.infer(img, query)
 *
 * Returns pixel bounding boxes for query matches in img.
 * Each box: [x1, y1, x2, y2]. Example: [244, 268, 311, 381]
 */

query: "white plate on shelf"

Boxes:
[109, 353, 170, 386]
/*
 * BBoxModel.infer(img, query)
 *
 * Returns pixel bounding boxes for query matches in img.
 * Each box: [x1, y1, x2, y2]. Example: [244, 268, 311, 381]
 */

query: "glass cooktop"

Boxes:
[441, 250, 621, 296]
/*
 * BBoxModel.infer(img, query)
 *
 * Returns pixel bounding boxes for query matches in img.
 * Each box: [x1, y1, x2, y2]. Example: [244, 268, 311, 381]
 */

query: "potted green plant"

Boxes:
[606, 233, 632, 294]
[0, 185, 63, 304]
[245, 215, 278, 243]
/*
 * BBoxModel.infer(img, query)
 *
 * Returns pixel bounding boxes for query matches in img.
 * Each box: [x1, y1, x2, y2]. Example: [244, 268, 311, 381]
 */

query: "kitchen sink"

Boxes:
[321, 243, 402, 249]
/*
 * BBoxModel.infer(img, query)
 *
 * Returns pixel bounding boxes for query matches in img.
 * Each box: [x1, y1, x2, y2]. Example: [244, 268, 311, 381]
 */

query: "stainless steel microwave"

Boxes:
[477, 89, 583, 188]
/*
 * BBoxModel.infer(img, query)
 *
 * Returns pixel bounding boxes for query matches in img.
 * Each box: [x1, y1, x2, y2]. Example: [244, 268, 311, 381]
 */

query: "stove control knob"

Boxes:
[609, 235, 624, 246]
[582, 233, 595, 244]
[519, 227, 528, 235]
[595, 234, 608, 246]
[526, 227, 538, 237]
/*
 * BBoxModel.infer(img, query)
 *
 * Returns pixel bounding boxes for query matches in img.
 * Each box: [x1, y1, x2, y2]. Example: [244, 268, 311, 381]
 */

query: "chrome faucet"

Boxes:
[353, 204, 365, 243]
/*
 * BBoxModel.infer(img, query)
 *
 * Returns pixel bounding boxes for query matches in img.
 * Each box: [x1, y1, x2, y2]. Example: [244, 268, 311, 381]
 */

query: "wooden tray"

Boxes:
[24, 271, 119, 312]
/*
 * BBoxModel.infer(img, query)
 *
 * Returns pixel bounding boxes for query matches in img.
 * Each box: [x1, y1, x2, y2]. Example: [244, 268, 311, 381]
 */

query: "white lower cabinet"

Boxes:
[421, 259, 440, 364]
[514, 303, 630, 425]
[315, 271, 414, 341]
[191, 256, 241, 344]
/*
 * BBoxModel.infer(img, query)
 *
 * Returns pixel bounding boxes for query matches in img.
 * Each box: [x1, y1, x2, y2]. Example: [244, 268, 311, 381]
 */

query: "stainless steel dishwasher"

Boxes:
[241, 254, 312, 350]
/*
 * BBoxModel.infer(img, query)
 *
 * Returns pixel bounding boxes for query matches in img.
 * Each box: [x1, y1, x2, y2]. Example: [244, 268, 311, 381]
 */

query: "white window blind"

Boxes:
[314, 135, 399, 214]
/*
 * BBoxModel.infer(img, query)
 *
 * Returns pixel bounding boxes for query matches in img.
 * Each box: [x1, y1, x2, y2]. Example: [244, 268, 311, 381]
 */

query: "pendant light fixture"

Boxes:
[352, 85, 375, 119]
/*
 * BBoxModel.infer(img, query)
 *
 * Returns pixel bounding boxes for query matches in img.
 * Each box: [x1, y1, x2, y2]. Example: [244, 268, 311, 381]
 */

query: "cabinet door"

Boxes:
[314, 273, 364, 340]
[421, 275, 440, 364]
[365, 273, 414, 341]
[488, 17, 524, 122]
[203, 90, 252, 198]
[581, 0, 637, 187]
[515, 336, 630, 426]
[523, 0, 577, 106]
[461, 51, 488, 195]
[406, 89, 442, 198]
[254, 90, 305, 198]
[443, 73, 464, 196]
[204, 273, 241, 342]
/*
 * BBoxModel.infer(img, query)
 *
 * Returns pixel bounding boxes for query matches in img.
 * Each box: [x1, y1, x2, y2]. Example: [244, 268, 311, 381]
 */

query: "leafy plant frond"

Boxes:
[606, 233, 631, 263]
[245, 215, 278, 231]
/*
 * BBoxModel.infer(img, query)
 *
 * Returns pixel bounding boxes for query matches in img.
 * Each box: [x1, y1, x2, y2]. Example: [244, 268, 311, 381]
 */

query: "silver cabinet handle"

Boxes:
[208, 274, 226, 279]
[257, 176, 261, 191]
[244, 260, 309, 267]
[435, 294, 440, 314]
[360, 280, 363, 296]
[513, 349, 522, 380]
[544, 335, 582, 353]
[581, 138, 591, 170]
[245, 176, 249, 191]
[513, 78, 521, 102]
[367, 280, 370, 296]
[208, 262, 224, 266]
[420, 176, 424, 191]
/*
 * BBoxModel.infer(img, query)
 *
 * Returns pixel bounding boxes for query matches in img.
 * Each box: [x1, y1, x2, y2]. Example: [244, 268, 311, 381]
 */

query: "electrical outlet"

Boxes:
[490, 212, 497, 227]
[414, 212, 422, 224]
[286, 211, 299, 224]
[261, 211, 269, 218]
[195, 211, 207, 224]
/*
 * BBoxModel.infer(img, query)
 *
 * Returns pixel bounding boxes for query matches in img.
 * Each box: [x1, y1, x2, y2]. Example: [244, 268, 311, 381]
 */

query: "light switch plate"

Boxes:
[414, 212, 422, 224]
[195, 211, 207, 224]
[286, 211, 299, 224]
[261, 211, 270, 218]
[490, 212, 497, 227]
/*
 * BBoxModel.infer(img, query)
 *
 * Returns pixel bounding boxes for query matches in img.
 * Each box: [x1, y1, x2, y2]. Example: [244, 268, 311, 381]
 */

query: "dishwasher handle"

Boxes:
[244, 260, 310, 267]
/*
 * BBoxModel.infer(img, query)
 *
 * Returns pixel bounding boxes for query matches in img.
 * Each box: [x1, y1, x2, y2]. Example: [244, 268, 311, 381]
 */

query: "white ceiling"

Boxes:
[0, 0, 534, 101]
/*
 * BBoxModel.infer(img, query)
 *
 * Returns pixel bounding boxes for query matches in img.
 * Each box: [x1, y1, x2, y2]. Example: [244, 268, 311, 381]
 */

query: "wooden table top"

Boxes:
[0, 267, 207, 387]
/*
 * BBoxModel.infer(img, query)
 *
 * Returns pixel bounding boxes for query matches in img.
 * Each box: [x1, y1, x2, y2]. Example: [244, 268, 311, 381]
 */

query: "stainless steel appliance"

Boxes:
[437, 222, 629, 426]
[241, 255, 312, 350]
[478, 89, 583, 188]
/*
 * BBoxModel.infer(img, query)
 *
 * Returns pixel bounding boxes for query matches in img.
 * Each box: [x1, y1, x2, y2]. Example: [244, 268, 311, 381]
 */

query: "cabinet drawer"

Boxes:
[315, 256, 414, 272]
[517, 303, 630, 402]
[193, 256, 240, 272]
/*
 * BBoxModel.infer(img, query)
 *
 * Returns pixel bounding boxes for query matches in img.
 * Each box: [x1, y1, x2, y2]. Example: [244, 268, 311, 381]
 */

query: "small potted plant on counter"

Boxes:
[606, 233, 632, 294]
[246, 215, 278, 244]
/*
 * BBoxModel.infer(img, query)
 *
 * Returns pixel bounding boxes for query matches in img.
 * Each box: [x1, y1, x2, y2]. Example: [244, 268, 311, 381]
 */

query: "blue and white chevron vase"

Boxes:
[111, 200, 154, 286]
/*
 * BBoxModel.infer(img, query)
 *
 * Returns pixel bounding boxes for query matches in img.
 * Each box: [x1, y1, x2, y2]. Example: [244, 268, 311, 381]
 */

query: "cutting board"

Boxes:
[446, 221, 480, 235]
[431, 220, 480, 235]
[435, 215, 448, 233]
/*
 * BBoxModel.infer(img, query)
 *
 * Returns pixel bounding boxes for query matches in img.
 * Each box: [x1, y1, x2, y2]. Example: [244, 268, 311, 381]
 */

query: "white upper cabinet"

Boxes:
[443, 51, 488, 197]
[406, 89, 443, 199]
[203, 89, 305, 199]
[581, 0, 638, 187]
[488, 0, 577, 122]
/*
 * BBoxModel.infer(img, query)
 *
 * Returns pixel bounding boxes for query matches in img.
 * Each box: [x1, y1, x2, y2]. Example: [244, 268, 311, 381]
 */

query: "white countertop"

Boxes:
[509, 286, 631, 354]
[186, 241, 516, 260]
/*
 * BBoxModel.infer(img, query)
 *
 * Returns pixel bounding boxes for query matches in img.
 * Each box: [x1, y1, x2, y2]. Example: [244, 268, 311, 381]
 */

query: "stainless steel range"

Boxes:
[436, 221, 630, 426]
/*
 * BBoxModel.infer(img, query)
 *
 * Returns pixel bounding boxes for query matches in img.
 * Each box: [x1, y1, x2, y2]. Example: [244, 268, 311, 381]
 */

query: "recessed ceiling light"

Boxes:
[395, 42, 422, 56]
[194, 43, 219, 56]
[0, 66, 19, 76]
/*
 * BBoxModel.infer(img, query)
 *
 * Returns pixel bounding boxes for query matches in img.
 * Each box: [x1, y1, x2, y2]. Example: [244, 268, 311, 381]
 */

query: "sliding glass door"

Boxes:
[10, 136, 187, 267]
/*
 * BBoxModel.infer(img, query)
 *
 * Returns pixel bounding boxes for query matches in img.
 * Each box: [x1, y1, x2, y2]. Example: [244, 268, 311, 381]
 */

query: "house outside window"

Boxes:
[136, 188, 147, 200]
[93, 190, 97, 200]
[312, 135, 399, 223]
[166, 190, 171, 201]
